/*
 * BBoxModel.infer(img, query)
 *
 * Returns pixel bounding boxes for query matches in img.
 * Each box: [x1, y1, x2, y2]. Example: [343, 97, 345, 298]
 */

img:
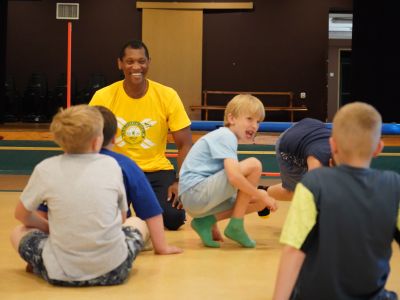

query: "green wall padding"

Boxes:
[1, 141, 399, 176]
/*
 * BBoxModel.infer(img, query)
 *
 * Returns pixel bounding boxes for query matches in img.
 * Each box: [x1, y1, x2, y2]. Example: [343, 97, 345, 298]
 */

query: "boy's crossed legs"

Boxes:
[10, 216, 149, 286]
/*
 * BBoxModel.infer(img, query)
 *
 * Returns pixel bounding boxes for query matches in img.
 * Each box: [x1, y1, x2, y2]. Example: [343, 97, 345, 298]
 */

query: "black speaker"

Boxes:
[352, 0, 400, 122]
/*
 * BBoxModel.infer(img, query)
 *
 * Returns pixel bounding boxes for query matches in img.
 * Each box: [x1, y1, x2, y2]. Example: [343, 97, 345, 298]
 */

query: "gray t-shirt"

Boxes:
[21, 153, 128, 281]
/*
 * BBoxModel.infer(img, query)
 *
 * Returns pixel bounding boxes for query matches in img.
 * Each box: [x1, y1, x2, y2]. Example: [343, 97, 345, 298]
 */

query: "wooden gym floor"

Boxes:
[1, 124, 400, 299]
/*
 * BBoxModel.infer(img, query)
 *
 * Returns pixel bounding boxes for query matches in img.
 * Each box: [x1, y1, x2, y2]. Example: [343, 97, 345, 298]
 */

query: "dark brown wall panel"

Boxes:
[203, 0, 330, 120]
[6, 0, 141, 101]
[6, 0, 353, 121]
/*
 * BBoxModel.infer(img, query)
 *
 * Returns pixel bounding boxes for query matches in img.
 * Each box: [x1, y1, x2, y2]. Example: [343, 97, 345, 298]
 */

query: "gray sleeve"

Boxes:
[20, 166, 46, 211]
[115, 164, 128, 214]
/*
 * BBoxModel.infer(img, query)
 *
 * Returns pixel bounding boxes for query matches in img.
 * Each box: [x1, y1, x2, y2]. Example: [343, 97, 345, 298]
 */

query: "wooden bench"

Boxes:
[190, 90, 308, 121]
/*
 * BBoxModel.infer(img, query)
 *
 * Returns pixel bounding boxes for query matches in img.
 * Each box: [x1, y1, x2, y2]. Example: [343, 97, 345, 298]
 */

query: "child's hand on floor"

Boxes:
[155, 245, 183, 255]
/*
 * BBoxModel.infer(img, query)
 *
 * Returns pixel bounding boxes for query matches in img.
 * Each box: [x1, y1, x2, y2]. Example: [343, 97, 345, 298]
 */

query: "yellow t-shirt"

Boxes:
[90, 80, 191, 172]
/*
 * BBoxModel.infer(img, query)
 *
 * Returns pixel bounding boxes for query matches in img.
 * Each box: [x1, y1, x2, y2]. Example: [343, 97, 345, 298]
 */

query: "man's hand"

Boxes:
[167, 181, 183, 209]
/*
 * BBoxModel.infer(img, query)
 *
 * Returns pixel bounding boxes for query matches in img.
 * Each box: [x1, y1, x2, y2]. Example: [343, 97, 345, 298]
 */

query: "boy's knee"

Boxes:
[123, 217, 149, 242]
[10, 225, 31, 251]
[163, 209, 186, 231]
[248, 157, 262, 171]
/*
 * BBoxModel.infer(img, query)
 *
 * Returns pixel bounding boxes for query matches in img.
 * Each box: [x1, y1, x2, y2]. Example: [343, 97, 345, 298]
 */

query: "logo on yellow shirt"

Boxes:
[115, 117, 157, 149]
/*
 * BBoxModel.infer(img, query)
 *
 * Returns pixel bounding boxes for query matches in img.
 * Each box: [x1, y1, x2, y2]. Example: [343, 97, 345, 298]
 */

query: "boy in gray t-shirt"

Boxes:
[10, 105, 146, 286]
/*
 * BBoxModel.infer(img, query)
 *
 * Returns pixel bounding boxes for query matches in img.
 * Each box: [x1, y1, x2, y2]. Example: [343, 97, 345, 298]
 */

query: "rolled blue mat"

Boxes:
[382, 123, 400, 135]
[190, 121, 224, 131]
[190, 121, 400, 134]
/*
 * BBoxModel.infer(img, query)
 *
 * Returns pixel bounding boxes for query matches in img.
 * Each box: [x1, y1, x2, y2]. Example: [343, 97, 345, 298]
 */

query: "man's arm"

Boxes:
[15, 201, 49, 233]
[273, 245, 306, 300]
[168, 126, 192, 207]
[171, 126, 192, 172]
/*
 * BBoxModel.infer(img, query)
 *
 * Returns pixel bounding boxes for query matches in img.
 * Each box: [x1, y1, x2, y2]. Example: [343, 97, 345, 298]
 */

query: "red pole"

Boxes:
[67, 21, 72, 108]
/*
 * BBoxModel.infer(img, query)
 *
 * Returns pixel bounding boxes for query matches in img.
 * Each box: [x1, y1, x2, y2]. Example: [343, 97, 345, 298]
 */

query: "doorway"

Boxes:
[339, 49, 352, 106]
[327, 12, 352, 121]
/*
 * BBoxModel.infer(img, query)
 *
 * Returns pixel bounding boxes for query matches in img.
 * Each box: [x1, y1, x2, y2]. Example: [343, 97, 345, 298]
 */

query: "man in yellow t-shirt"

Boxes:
[90, 40, 192, 230]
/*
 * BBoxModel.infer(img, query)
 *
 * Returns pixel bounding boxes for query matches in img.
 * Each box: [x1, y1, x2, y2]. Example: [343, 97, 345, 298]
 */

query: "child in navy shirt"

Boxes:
[96, 106, 182, 255]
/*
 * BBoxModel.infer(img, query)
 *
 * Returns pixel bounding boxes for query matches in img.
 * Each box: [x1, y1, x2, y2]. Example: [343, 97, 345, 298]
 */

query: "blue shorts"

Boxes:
[181, 169, 237, 218]
[18, 227, 143, 286]
[276, 135, 307, 192]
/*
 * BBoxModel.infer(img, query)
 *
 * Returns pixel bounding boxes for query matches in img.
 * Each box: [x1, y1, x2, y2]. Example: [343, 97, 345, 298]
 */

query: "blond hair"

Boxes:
[50, 105, 104, 153]
[223, 94, 265, 126]
[332, 102, 382, 160]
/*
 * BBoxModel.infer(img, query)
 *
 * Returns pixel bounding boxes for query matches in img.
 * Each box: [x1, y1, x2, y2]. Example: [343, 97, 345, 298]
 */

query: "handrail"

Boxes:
[190, 90, 306, 121]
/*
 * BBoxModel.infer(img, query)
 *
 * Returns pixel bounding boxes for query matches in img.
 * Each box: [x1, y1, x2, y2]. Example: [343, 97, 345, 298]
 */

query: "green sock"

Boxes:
[224, 218, 256, 248]
[191, 215, 220, 248]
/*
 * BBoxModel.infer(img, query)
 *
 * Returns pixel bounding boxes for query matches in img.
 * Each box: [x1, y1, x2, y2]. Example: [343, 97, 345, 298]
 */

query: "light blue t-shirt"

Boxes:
[179, 127, 238, 195]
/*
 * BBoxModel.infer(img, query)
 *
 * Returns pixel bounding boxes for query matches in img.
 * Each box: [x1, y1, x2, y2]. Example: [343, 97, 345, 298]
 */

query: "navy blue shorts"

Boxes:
[275, 135, 307, 191]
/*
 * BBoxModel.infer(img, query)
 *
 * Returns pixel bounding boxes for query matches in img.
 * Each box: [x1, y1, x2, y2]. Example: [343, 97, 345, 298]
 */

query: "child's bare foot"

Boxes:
[212, 224, 224, 242]
[25, 263, 33, 273]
